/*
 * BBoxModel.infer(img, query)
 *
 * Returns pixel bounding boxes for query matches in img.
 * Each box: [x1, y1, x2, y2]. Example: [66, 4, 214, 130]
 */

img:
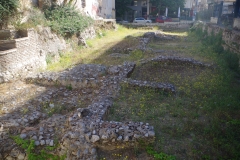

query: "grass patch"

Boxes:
[45, 24, 240, 159]
[106, 28, 240, 159]
[47, 25, 159, 71]
[12, 136, 66, 160]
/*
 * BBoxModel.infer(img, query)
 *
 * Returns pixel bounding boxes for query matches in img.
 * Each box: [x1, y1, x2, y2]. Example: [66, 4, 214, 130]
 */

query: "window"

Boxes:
[142, 1, 147, 6]
[82, 0, 86, 8]
[134, 1, 137, 6]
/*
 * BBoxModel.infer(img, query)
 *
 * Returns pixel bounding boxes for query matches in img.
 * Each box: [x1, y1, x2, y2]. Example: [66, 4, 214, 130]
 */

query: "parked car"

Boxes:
[155, 16, 172, 23]
[133, 17, 152, 23]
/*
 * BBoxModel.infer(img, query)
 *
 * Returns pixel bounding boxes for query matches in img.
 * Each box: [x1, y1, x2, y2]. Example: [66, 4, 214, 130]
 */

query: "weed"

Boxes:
[44, 5, 93, 37]
[130, 50, 144, 60]
[66, 84, 72, 90]
[0, 0, 19, 29]
[46, 54, 53, 64]
[12, 136, 66, 160]
[106, 27, 240, 159]
[42, 102, 68, 116]
[146, 146, 176, 160]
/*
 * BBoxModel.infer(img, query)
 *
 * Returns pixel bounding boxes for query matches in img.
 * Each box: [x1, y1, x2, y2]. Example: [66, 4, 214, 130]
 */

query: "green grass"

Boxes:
[45, 24, 240, 159]
[106, 28, 240, 159]
[47, 25, 157, 71]
[12, 136, 66, 160]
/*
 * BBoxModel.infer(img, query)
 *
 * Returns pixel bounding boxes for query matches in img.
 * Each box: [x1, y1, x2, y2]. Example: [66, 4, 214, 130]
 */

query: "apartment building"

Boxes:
[25, 0, 115, 19]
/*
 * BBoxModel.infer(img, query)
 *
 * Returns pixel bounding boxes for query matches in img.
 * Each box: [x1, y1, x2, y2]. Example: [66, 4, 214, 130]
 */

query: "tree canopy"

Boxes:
[0, 0, 19, 29]
[116, 0, 186, 18]
[115, 0, 132, 18]
[150, 0, 185, 16]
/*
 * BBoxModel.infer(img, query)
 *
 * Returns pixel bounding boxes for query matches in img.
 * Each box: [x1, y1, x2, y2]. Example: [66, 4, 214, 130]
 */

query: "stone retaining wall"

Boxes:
[199, 23, 240, 55]
[0, 29, 46, 83]
[0, 27, 66, 83]
[127, 21, 193, 29]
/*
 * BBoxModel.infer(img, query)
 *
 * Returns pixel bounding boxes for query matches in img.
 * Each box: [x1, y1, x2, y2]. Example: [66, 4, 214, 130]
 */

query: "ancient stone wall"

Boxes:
[195, 22, 240, 55]
[0, 30, 44, 83]
[0, 27, 66, 83]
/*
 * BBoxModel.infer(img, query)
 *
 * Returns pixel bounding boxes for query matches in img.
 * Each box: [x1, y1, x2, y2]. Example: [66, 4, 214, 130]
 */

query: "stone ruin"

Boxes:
[1, 61, 170, 159]
[0, 29, 214, 159]
[0, 27, 66, 84]
[0, 53, 214, 159]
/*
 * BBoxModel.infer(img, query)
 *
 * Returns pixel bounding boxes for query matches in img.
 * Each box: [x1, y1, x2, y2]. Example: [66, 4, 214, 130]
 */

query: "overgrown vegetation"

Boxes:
[193, 28, 239, 72]
[5, 2, 93, 38]
[13, 7, 47, 30]
[12, 136, 66, 160]
[106, 26, 240, 159]
[0, 0, 19, 29]
[44, 5, 94, 37]
[146, 145, 176, 160]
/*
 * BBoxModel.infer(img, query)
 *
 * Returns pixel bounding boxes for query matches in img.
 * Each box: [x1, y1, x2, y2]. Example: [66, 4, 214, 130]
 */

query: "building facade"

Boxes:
[23, 0, 115, 19]
[182, 0, 197, 20]
[122, 0, 151, 21]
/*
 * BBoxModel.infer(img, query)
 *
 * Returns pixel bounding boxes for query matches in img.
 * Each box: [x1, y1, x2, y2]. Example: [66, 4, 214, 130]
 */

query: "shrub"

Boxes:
[193, 28, 239, 72]
[44, 5, 94, 37]
[13, 7, 47, 30]
[221, 51, 239, 72]
[0, 0, 19, 29]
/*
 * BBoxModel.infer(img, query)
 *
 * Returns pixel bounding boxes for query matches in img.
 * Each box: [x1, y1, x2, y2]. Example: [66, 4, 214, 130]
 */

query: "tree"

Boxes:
[150, 0, 185, 16]
[115, 0, 132, 18]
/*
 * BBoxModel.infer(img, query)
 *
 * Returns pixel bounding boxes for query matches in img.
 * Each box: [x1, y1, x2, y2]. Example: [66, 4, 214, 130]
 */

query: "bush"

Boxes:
[193, 27, 239, 72]
[44, 5, 94, 37]
[13, 8, 47, 30]
[0, 0, 19, 29]
[221, 51, 239, 72]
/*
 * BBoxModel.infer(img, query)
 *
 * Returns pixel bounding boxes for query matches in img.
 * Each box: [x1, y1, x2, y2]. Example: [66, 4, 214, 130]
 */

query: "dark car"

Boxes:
[156, 16, 172, 23]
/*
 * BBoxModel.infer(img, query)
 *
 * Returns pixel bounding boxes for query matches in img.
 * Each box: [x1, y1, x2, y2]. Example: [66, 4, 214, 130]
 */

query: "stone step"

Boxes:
[0, 30, 11, 40]
[0, 40, 16, 51]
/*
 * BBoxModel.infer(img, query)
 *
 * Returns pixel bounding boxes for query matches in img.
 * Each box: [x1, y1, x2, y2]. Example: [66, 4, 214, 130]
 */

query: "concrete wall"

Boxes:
[185, 0, 194, 9]
[210, 17, 218, 24]
[100, 0, 115, 19]
[233, 18, 240, 30]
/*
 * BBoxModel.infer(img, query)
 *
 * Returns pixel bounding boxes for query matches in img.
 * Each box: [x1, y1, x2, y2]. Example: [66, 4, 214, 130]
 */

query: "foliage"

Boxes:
[116, 0, 185, 17]
[196, 9, 212, 21]
[44, 5, 94, 37]
[194, 28, 239, 72]
[106, 27, 240, 159]
[0, 0, 19, 29]
[12, 136, 66, 160]
[150, 0, 185, 15]
[115, 0, 132, 17]
[146, 146, 176, 160]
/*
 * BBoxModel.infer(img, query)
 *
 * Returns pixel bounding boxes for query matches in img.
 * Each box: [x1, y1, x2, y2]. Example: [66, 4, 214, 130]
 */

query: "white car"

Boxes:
[133, 17, 152, 23]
